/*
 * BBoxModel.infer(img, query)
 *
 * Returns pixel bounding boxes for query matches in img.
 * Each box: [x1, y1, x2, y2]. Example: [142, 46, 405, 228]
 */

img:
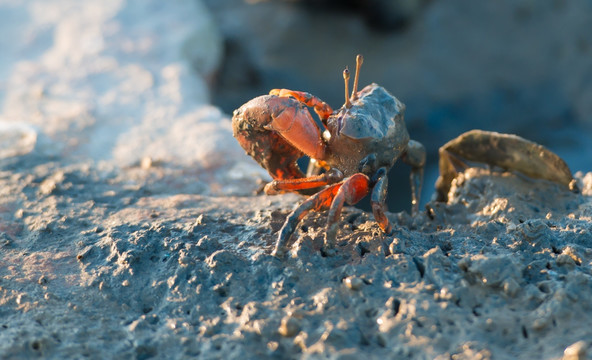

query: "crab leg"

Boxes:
[435, 130, 577, 202]
[269, 89, 333, 123]
[370, 167, 392, 235]
[325, 174, 371, 253]
[264, 169, 344, 195]
[401, 139, 426, 214]
[272, 182, 343, 257]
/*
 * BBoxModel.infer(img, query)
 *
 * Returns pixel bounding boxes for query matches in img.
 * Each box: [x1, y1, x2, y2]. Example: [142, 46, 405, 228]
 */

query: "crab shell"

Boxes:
[324, 83, 409, 176]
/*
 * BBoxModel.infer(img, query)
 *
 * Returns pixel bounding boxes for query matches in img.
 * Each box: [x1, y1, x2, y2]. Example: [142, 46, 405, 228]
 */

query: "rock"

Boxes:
[0, 0, 262, 195]
[0, 122, 37, 159]
[563, 341, 588, 360]
[3, 0, 198, 159]
[278, 316, 301, 337]
[343, 276, 364, 291]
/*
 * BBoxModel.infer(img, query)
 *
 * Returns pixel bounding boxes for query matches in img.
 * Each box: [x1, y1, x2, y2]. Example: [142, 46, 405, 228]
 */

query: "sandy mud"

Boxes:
[1, 155, 592, 359]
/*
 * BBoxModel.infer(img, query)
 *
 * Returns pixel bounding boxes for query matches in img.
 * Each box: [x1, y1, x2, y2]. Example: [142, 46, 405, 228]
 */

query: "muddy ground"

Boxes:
[1, 152, 592, 360]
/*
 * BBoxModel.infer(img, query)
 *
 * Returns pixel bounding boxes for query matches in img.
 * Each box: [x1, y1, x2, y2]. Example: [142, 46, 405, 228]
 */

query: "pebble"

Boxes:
[434, 287, 455, 302]
[278, 316, 300, 337]
[389, 237, 406, 254]
[16, 294, 27, 305]
[195, 214, 205, 226]
[344, 276, 364, 291]
[140, 156, 153, 169]
[0, 122, 37, 158]
[502, 278, 520, 298]
[531, 316, 551, 331]
[556, 254, 576, 267]
[563, 341, 588, 360]
[178, 254, 190, 265]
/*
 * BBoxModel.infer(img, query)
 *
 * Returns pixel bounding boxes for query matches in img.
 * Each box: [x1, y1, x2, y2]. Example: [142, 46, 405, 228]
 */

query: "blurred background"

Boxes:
[204, 0, 592, 211]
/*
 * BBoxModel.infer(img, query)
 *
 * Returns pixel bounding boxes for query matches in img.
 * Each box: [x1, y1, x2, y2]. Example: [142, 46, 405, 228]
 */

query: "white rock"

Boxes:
[0, 121, 37, 159]
[0, 0, 230, 170]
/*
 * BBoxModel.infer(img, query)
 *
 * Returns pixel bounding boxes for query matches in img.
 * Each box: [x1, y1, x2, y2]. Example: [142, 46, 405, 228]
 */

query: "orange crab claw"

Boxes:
[233, 95, 330, 182]
[269, 89, 333, 123]
[265, 96, 327, 160]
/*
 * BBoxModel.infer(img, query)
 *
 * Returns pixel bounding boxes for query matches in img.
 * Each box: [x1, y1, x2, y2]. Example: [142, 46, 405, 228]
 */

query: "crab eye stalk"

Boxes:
[351, 54, 364, 101]
[343, 67, 352, 108]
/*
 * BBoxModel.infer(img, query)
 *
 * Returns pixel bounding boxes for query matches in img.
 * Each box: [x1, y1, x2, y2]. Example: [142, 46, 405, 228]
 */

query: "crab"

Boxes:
[232, 55, 426, 257]
[232, 55, 578, 258]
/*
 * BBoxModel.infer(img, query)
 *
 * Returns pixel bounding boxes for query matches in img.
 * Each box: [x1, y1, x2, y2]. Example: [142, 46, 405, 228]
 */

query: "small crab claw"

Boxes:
[435, 130, 577, 202]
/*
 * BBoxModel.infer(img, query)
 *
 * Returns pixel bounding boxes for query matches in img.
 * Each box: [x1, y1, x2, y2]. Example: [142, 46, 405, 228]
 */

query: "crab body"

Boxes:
[232, 55, 426, 257]
[323, 84, 409, 177]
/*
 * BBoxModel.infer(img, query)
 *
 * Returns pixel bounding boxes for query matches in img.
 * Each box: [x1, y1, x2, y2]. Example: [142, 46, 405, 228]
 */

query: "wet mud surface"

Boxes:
[2, 153, 591, 359]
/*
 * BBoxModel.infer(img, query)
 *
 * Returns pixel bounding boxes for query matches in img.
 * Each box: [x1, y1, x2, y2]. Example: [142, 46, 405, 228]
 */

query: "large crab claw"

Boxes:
[435, 130, 578, 202]
[232, 95, 328, 183]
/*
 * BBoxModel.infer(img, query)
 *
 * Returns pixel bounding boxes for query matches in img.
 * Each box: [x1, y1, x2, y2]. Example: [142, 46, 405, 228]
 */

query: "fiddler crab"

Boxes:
[232, 55, 577, 258]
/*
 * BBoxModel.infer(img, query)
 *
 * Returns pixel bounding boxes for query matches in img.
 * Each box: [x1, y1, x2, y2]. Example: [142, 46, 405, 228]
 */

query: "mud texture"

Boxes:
[1, 150, 592, 359]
